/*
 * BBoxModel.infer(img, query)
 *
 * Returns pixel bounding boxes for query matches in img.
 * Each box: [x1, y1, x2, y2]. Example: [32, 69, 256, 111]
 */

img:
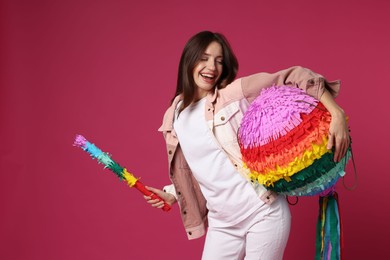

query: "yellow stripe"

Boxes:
[245, 136, 330, 186]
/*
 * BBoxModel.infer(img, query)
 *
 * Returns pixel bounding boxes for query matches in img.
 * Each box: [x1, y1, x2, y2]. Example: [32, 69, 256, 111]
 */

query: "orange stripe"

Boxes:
[241, 104, 331, 173]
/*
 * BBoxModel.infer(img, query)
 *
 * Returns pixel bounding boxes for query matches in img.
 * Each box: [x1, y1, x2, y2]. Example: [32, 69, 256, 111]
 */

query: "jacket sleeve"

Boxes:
[241, 66, 341, 103]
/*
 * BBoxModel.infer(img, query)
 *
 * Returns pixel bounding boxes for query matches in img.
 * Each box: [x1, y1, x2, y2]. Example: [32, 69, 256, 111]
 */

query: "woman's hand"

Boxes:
[328, 110, 350, 162]
[144, 186, 177, 209]
[320, 90, 350, 162]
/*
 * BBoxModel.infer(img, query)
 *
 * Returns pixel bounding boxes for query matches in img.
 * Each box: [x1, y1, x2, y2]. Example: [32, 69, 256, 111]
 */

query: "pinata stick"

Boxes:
[73, 134, 171, 212]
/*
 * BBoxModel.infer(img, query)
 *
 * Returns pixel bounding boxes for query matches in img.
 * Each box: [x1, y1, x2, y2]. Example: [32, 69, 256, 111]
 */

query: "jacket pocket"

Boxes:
[213, 102, 240, 127]
[213, 102, 242, 145]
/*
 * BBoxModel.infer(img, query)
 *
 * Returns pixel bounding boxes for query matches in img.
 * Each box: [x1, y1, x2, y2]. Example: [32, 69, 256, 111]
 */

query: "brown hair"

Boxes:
[172, 31, 238, 112]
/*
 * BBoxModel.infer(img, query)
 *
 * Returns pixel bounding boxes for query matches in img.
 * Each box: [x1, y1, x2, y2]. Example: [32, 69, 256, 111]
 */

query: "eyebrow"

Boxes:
[203, 53, 223, 58]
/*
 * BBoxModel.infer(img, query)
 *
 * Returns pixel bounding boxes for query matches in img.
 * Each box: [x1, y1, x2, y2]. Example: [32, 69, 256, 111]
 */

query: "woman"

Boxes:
[145, 31, 349, 259]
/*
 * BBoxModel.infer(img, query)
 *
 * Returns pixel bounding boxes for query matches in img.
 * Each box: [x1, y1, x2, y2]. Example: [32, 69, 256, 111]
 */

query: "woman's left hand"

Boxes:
[319, 90, 350, 162]
[327, 110, 350, 162]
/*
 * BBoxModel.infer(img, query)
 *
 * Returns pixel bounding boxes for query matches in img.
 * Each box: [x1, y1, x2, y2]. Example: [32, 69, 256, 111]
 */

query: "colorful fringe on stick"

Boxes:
[316, 192, 343, 260]
[238, 85, 352, 259]
[73, 134, 171, 212]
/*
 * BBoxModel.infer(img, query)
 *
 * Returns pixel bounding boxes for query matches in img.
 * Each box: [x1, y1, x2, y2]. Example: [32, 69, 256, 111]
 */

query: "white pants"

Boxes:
[202, 196, 291, 260]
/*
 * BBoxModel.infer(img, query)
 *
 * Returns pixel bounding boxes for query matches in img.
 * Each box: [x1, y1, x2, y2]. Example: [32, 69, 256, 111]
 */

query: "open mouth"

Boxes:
[201, 73, 215, 79]
[200, 73, 217, 82]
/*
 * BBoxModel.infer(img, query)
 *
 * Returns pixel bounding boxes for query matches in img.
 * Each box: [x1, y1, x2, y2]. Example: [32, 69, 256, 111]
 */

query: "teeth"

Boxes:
[201, 73, 214, 79]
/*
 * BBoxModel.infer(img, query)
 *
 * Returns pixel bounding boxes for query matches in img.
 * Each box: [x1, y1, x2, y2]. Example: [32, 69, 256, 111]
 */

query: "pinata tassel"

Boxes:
[315, 192, 343, 260]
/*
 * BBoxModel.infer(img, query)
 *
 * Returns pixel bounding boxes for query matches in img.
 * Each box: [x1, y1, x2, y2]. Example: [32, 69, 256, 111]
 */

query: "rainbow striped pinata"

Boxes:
[238, 85, 351, 197]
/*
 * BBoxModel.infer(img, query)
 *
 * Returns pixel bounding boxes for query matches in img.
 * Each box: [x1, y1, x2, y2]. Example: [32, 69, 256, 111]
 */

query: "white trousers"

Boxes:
[202, 196, 291, 260]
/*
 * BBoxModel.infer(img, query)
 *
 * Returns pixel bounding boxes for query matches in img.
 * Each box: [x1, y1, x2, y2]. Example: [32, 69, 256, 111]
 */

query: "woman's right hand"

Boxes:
[144, 186, 177, 209]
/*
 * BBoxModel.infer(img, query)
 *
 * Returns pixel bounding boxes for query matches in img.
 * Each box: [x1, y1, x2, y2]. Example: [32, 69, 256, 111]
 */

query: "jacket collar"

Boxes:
[208, 87, 218, 103]
[158, 94, 181, 132]
[158, 89, 217, 132]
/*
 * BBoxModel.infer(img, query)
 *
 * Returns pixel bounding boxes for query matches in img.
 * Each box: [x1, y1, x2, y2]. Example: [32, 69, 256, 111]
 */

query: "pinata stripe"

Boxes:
[246, 133, 328, 175]
[286, 170, 340, 196]
[242, 109, 331, 174]
[238, 85, 319, 148]
[240, 102, 327, 148]
[278, 158, 348, 196]
[271, 154, 336, 192]
[270, 149, 351, 194]
[242, 103, 330, 152]
[247, 139, 331, 185]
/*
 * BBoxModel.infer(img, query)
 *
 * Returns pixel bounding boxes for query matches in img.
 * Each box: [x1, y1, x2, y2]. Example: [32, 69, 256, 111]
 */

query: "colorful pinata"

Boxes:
[238, 85, 351, 196]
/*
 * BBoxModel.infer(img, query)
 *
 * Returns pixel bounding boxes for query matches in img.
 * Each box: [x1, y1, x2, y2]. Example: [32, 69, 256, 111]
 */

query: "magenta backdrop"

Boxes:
[1, 0, 389, 259]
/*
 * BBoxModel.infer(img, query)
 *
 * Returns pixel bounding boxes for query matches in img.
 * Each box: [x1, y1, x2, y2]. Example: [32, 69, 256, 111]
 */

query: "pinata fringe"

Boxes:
[270, 149, 351, 196]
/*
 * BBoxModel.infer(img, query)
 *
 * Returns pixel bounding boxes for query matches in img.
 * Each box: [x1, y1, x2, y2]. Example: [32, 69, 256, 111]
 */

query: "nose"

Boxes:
[207, 59, 217, 71]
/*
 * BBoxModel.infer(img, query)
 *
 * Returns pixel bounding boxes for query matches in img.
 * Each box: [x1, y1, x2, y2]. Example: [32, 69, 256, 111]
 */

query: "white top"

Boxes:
[174, 98, 263, 227]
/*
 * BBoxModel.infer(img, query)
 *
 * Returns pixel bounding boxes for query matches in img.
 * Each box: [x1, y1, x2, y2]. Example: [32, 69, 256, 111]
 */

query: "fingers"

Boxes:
[144, 195, 164, 208]
[147, 198, 165, 208]
[328, 132, 350, 162]
[337, 136, 348, 162]
[328, 111, 350, 162]
[327, 132, 335, 150]
[145, 185, 159, 194]
[144, 186, 167, 209]
[145, 186, 163, 199]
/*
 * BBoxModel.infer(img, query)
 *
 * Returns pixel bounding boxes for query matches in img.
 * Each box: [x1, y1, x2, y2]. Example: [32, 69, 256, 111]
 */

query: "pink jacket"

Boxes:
[158, 66, 340, 240]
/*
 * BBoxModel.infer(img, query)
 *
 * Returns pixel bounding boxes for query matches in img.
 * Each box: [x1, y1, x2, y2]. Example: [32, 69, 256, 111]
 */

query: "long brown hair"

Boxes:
[172, 31, 238, 112]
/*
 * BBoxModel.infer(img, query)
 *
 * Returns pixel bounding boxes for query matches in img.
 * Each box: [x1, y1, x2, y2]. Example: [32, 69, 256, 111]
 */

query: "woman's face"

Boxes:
[192, 41, 223, 101]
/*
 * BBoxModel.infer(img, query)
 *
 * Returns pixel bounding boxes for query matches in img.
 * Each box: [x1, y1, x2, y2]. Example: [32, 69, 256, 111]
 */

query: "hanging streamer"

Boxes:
[316, 192, 343, 260]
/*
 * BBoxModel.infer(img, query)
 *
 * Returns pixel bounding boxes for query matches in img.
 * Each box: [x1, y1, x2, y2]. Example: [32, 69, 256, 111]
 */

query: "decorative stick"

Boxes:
[73, 134, 171, 212]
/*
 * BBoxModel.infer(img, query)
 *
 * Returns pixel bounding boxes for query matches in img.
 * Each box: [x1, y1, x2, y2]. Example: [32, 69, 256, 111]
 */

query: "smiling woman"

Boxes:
[192, 41, 224, 101]
[142, 31, 350, 260]
[1, 0, 388, 259]
[172, 31, 238, 115]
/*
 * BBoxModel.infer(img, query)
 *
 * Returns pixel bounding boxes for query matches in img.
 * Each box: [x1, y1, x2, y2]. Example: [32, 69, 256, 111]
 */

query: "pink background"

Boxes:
[1, 0, 389, 259]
